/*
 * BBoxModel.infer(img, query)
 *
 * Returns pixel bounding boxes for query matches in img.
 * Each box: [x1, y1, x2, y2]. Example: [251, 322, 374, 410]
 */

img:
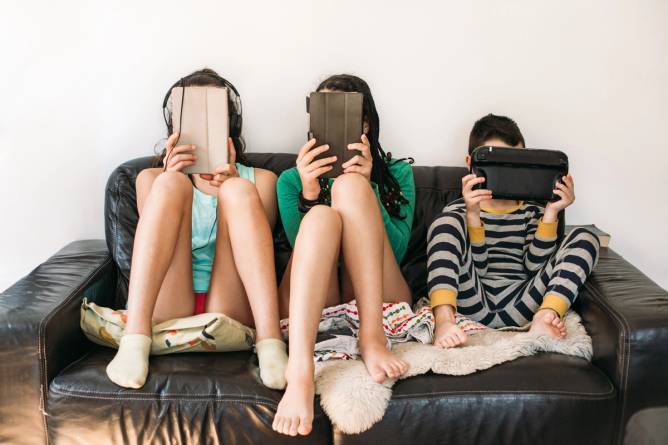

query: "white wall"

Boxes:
[1, 0, 666, 291]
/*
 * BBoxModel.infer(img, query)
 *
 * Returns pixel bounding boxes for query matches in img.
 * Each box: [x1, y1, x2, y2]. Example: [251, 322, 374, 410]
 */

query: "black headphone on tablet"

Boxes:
[161, 71, 243, 138]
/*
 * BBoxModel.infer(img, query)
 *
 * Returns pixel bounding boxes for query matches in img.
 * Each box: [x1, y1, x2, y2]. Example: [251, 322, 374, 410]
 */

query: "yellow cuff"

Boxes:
[430, 289, 457, 310]
[536, 219, 558, 239]
[468, 224, 485, 244]
[540, 294, 570, 318]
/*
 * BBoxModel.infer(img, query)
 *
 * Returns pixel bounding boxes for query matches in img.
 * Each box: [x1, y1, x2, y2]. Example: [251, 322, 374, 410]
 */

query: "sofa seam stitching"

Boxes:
[38, 254, 113, 443]
[583, 279, 630, 445]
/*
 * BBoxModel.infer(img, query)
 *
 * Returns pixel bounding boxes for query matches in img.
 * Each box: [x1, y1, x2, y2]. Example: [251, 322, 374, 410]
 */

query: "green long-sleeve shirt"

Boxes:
[276, 160, 416, 263]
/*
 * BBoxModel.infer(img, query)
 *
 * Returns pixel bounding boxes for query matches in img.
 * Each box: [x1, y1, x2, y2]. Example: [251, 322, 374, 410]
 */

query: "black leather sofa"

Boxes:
[1, 153, 667, 445]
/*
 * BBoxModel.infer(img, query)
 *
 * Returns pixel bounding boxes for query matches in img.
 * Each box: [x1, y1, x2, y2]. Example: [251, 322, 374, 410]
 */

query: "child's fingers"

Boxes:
[213, 164, 232, 175]
[463, 176, 485, 192]
[349, 142, 371, 160]
[343, 165, 364, 175]
[310, 165, 333, 178]
[166, 132, 180, 149]
[171, 160, 195, 171]
[227, 137, 237, 164]
[297, 139, 318, 163]
[308, 156, 337, 171]
[300, 144, 330, 166]
[461, 174, 476, 186]
[552, 189, 567, 200]
[467, 189, 492, 198]
[171, 144, 196, 156]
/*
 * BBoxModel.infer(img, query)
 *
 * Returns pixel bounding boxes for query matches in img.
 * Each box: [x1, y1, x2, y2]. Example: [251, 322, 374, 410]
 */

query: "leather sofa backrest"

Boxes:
[105, 152, 543, 307]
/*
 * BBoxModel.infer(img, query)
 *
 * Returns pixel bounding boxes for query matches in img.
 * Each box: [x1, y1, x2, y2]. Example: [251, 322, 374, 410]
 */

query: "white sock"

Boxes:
[106, 334, 152, 389]
[255, 338, 288, 390]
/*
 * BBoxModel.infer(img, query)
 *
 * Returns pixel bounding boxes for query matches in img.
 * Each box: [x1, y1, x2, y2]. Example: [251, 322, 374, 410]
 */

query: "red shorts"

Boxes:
[194, 292, 207, 315]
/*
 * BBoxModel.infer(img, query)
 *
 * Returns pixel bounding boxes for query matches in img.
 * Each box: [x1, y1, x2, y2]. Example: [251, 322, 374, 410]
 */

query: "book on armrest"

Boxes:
[565, 224, 610, 247]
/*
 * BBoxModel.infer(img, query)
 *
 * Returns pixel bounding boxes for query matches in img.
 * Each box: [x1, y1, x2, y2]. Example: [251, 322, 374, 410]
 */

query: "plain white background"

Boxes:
[1, 1, 666, 291]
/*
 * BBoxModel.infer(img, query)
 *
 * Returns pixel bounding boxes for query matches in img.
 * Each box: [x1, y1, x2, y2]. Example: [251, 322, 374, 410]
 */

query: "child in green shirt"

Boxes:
[272, 74, 416, 437]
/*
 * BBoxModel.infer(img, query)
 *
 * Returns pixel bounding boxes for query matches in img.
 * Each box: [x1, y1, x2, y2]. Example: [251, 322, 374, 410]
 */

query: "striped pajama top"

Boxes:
[427, 199, 563, 315]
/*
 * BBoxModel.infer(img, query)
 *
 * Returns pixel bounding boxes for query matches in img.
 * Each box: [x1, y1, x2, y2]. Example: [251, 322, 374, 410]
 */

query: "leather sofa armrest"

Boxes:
[576, 247, 668, 444]
[0, 240, 115, 445]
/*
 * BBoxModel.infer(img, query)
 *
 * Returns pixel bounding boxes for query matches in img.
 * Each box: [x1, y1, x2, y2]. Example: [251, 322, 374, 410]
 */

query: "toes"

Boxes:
[392, 360, 408, 376]
[281, 418, 291, 436]
[288, 418, 299, 437]
[372, 370, 386, 383]
[298, 416, 313, 435]
[382, 363, 396, 378]
[457, 331, 468, 344]
[272, 416, 283, 434]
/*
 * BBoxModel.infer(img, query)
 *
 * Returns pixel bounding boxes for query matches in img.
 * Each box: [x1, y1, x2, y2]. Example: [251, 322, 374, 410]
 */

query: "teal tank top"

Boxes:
[191, 163, 255, 292]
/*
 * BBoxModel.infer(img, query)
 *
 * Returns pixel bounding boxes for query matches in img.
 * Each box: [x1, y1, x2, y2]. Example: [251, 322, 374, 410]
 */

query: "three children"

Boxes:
[108, 71, 600, 438]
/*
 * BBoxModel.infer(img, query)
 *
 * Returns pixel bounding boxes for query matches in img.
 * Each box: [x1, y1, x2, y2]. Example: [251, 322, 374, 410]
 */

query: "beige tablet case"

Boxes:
[171, 86, 229, 174]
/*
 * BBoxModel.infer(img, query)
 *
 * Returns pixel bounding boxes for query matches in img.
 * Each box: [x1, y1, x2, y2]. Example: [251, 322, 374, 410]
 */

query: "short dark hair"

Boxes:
[468, 114, 525, 155]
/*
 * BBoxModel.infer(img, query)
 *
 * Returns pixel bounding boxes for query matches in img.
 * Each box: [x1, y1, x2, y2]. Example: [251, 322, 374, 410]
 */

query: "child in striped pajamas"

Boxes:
[428, 114, 600, 347]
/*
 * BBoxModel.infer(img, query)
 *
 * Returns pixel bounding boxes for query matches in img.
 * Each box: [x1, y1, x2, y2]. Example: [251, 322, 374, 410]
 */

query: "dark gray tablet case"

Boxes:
[307, 92, 363, 178]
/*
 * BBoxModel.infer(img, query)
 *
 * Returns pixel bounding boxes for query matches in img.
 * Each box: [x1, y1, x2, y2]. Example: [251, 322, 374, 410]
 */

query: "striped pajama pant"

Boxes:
[427, 209, 600, 328]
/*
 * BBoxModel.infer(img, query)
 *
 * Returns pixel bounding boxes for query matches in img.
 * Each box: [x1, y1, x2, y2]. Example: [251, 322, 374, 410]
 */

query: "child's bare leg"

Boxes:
[125, 171, 196, 334]
[207, 178, 281, 339]
[206, 178, 287, 389]
[279, 255, 340, 319]
[433, 304, 467, 348]
[108, 171, 195, 388]
[331, 173, 408, 382]
[273, 206, 342, 437]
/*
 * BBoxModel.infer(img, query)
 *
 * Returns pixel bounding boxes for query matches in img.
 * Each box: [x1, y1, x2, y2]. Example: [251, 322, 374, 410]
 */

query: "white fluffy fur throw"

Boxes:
[313, 311, 592, 434]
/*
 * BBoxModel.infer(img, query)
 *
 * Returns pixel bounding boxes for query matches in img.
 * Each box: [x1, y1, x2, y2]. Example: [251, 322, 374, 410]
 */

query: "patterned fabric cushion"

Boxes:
[80, 298, 255, 355]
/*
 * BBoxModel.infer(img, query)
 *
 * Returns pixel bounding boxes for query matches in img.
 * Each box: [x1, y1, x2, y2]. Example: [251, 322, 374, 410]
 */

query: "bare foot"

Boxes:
[529, 309, 566, 338]
[433, 304, 467, 348]
[272, 364, 315, 437]
[358, 334, 408, 383]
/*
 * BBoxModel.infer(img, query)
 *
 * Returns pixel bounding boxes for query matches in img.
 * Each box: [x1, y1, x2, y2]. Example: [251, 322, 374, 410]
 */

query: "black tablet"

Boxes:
[470, 146, 568, 202]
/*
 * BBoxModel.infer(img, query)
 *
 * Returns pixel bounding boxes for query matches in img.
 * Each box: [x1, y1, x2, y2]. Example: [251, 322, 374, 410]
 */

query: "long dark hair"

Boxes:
[317, 74, 412, 218]
[153, 68, 249, 167]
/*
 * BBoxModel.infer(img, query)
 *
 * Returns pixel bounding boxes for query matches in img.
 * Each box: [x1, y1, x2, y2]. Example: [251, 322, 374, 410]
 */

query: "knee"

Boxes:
[562, 228, 600, 259]
[330, 173, 372, 205]
[300, 205, 342, 233]
[136, 168, 160, 188]
[150, 171, 192, 199]
[566, 228, 599, 247]
[217, 177, 258, 206]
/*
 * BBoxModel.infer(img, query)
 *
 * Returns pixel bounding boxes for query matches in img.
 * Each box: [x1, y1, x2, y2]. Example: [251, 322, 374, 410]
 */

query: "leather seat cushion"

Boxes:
[47, 347, 331, 444]
[48, 348, 614, 444]
[334, 353, 617, 445]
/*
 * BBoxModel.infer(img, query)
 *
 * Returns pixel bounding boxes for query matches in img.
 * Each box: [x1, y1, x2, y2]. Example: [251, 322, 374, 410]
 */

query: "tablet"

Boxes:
[470, 146, 569, 201]
[307, 91, 364, 178]
[171, 86, 229, 174]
